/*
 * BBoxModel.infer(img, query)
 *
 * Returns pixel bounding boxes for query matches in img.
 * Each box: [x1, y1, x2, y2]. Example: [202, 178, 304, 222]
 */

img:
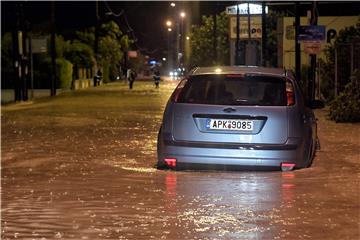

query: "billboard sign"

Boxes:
[32, 38, 48, 53]
[226, 3, 268, 15]
[230, 16, 262, 39]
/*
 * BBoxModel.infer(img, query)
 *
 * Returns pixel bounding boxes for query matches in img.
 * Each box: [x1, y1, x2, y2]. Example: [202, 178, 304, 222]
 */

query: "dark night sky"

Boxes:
[2, 1, 360, 59]
[2, 1, 233, 59]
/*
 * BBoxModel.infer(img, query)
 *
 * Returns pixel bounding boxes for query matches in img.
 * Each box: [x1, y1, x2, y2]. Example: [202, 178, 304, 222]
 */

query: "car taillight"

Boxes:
[281, 162, 296, 171]
[171, 79, 187, 102]
[164, 158, 177, 167]
[286, 81, 295, 106]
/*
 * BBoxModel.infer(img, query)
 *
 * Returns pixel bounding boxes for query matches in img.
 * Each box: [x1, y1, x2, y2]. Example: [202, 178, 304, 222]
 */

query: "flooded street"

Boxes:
[2, 81, 359, 239]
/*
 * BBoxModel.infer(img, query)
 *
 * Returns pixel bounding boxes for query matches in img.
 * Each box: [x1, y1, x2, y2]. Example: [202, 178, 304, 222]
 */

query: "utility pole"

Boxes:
[295, 2, 301, 83]
[21, 21, 28, 101]
[50, 1, 56, 96]
[94, 0, 101, 80]
[235, 3, 240, 65]
[261, 2, 267, 67]
[12, 3, 21, 101]
[308, 1, 318, 101]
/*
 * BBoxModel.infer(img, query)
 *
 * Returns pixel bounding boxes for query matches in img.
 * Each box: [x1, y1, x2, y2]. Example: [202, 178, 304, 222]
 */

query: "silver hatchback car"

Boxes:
[157, 66, 321, 171]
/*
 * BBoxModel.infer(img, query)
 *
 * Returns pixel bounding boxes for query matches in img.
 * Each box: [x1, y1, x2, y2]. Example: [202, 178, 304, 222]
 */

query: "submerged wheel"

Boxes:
[306, 140, 315, 168]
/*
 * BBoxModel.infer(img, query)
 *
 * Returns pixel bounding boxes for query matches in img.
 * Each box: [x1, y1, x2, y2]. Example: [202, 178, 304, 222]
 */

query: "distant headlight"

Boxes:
[170, 71, 174, 76]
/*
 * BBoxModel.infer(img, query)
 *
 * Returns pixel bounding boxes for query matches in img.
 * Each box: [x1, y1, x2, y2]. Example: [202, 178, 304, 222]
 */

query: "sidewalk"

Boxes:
[1, 89, 69, 104]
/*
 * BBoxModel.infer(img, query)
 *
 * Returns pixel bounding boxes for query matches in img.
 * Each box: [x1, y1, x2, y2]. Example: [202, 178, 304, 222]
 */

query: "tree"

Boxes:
[76, 21, 128, 82]
[65, 41, 95, 68]
[189, 12, 229, 67]
[320, 18, 360, 102]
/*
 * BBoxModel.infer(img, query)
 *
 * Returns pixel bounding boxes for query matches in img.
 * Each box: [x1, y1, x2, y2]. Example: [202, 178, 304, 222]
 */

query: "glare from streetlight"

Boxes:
[180, 12, 186, 18]
[166, 20, 172, 27]
[168, 28, 172, 32]
[170, 2, 176, 7]
[186, 36, 190, 40]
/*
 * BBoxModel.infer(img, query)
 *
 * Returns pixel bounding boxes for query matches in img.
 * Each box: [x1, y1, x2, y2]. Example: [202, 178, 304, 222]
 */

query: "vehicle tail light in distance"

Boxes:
[286, 81, 295, 106]
[281, 162, 296, 171]
[171, 79, 187, 102]
[164, 158, 177, 168]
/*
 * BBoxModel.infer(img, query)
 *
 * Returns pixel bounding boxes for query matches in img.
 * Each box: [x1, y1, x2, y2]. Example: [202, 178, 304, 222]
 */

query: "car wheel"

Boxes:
[156, 126, 165, 169]
[316, 137, 321, 150]
[306, 140, 315, 168]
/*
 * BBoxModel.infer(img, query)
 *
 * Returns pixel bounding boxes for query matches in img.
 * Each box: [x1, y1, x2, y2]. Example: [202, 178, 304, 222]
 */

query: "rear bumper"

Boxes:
[158, 138, 306, 170]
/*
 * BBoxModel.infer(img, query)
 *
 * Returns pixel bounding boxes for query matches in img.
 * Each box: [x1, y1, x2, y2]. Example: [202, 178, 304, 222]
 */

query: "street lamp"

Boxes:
[179, 11, 186, 69]
[170, 2, 176, 7]
[165, 22, 173, 74]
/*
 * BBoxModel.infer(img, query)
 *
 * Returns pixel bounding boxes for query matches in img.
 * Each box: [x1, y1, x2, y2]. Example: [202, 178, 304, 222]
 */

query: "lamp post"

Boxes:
[179, 11, 186, 68]
[165, 20, 173, 73]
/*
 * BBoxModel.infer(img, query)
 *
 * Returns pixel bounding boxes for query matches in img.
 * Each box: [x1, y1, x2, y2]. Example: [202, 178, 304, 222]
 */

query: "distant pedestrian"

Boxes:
[153, 69, 160, 88]
[128, 69, 136, 89]
[94, 69, 102, 86]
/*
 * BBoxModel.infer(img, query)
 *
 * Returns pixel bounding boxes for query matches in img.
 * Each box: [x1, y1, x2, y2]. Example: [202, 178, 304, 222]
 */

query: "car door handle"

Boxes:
[223, 107, 236, 113]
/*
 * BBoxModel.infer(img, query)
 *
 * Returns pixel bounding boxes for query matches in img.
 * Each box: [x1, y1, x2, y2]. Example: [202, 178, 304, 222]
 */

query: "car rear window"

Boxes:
[177, 74, 287, 106]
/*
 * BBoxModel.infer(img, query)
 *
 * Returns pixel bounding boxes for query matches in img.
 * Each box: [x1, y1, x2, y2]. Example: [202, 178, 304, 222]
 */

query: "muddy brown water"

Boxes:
[2, 82, 359, 239]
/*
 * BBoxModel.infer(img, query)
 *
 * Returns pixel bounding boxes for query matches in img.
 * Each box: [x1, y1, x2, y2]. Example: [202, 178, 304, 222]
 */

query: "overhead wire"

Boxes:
[103, 0, 163, 56]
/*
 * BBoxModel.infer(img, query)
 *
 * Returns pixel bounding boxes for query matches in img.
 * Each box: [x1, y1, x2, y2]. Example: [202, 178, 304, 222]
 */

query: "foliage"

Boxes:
[189, 12, 229, 67]
[76, 27, 96, 47]
[265, 10, 287, 67]
[101, 60, 110, 83]
[329, 70, 360, 122]
[76, 21, 127, 81]
[320, 18, 360, 103]
[55, 35, 71, 58]
[56, 58, 73, 89]
[65, 41, 95, 68]
[1, 19, 132, 91]
[120, 35, 131, 52]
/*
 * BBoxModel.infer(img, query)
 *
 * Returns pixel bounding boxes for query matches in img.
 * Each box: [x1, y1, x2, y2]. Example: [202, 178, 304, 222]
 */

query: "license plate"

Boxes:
[206, 119, 253, 131]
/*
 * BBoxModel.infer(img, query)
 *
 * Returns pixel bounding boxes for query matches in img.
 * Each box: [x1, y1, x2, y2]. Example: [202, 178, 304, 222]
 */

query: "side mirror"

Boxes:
[307, 100, 325, 109]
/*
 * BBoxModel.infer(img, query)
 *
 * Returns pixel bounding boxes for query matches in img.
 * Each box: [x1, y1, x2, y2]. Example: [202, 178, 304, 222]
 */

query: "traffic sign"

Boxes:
[303, 41, 322, 54]
[298, 25, 326, 42]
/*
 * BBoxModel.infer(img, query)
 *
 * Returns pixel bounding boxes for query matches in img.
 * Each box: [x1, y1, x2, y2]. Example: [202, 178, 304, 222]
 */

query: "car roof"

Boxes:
[190, 66, 294, 79]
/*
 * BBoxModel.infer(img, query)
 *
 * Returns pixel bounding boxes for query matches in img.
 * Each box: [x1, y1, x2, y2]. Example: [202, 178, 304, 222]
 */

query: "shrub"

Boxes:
[56, 58, 73, 89]
[329, 70, 360, 122]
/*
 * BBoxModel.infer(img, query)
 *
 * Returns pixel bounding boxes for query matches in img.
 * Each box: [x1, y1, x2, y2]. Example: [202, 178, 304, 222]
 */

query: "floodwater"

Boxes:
[1, 81, 359, 239]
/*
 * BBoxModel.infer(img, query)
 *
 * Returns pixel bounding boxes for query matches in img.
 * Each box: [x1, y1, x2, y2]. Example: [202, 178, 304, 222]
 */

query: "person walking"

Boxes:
[128, 69, 136, 89]
[153, 69, 160, 88]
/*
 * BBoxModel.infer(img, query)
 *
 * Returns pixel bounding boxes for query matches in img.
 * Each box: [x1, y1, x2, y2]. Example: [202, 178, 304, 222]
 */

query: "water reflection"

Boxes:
[159, 171, 292, 239]
[281, 172, 296, 205]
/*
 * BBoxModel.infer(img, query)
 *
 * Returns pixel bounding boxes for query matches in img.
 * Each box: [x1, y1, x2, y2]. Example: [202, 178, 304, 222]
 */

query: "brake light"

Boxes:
[281, 162, 296, 171]
[171, 79, 187, 102]
[164, 158, 177, 167]
[286, 81, 295, 106]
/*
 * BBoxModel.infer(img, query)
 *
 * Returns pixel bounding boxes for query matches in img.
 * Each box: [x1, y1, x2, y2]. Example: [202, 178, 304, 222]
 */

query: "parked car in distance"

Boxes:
[157, 66, 323, 171]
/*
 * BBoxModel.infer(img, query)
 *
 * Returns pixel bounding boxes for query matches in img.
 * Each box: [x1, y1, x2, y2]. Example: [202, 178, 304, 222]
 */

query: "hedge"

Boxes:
[56, 58, 73, 89]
